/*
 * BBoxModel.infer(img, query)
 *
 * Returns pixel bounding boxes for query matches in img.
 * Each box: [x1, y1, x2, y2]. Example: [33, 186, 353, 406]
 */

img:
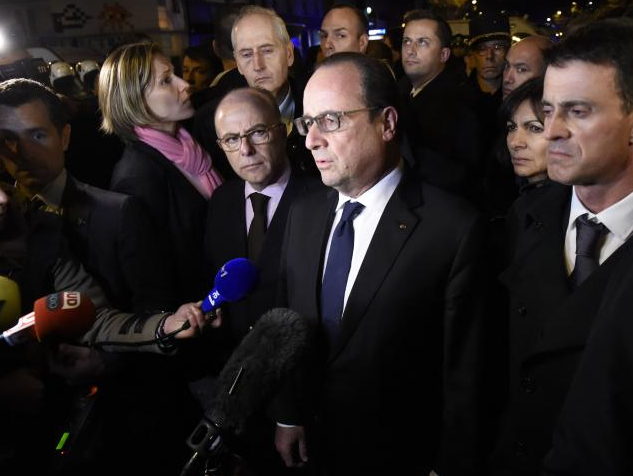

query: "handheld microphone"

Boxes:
[1, 291, 95, 346]
[201, 258, 259, 314]
[182, 307, 313, 475]
[0, 275, 21, 331]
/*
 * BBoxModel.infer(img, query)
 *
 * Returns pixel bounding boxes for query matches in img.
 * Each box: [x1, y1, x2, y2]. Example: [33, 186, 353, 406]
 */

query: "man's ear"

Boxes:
[381, 106, 398, 142]
[61, 124, 71, 152]
[359, 34, 369, 54]
[440, 46, 451, 64]
[286, 42, 295, 68]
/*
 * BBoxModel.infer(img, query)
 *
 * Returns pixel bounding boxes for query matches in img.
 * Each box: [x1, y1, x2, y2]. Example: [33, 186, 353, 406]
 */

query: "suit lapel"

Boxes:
[259, 171, 302, 267]
[307, 189, 338, 320]
[499, 185, 571, 306]
[330, 172, 421, 361]
[62, 177, 92, 263]
[529, 235, 633, 358]
[226, 182, 247, 259]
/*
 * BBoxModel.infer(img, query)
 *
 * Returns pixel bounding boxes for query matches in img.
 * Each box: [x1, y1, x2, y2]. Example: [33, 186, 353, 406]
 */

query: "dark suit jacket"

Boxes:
[110, 141, 209, 303]
[542, 237, 633, 476]
[21, 175, 170, 312]
[277, 168, 487, 476]
[399, 69, 483, 201]
[492, 183, 633, 476]
[204, 169, 324, 343]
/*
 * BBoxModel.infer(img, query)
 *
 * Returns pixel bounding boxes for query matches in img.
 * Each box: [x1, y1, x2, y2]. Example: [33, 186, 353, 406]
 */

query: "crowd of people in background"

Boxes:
[1, 3, 633, 476]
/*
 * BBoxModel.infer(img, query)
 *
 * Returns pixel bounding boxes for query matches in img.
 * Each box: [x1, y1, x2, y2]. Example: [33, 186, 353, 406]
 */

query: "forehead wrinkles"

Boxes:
[235, 15, 280, 48]
[304, 66, 364, 115]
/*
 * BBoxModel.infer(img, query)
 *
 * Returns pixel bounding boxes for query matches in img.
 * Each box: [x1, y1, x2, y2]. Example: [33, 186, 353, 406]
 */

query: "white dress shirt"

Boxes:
[322, 161, 403, 316]
[244, 166, 291, 234]
[564, 187, 633, 274]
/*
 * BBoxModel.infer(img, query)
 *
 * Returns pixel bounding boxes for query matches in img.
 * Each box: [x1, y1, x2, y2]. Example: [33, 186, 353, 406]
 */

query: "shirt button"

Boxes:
[517, 306, 527, 317]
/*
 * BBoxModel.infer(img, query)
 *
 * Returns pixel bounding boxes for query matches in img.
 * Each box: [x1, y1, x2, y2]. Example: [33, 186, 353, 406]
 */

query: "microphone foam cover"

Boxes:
[33, 292, 96, 342]
[0, 275, 21, 331]
[214, 258, 259, 302]
[207, 307, 313, 435]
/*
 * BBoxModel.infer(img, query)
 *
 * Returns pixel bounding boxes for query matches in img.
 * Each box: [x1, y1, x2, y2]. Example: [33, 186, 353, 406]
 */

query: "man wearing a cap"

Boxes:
[464, 14, 510, 159]
[468, 14, 510, 96]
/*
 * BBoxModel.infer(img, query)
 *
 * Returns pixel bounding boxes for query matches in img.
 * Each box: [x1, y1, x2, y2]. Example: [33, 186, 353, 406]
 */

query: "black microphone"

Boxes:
[182, 307, 313, 476]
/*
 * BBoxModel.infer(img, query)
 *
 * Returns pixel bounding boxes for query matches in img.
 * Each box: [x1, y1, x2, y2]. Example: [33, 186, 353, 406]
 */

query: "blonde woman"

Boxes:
[99, 42, 222, 302]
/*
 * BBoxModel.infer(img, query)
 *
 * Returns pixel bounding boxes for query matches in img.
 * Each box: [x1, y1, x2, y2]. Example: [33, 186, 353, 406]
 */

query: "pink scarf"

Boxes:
[134, 126, 223, 199]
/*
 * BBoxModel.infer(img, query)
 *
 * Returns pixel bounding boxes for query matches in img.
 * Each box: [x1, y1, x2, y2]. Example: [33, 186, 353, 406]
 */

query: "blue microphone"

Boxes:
[201, 258, 259, 314]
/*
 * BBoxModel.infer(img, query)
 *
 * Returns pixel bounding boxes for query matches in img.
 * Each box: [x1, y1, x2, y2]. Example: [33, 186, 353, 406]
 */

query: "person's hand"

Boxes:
[275, 425, 308, 468]
[47, 343, 106, 385]
[163, 301, 222, 339]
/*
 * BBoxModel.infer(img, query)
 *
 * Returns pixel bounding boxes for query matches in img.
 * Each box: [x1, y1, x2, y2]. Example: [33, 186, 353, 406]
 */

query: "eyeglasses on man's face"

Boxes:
[293, 106, 380, 136]
[474, 42, 508, 56]
[216, 123, 285, 152]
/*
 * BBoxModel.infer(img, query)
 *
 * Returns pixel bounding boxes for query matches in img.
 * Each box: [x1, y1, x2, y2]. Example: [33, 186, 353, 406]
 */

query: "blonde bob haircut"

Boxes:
[99, 41, 164, 142]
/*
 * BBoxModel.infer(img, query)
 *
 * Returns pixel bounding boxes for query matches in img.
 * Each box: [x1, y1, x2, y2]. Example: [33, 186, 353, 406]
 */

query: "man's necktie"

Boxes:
[247, 192, 270, 262]
[570, 213, 608, 288]
[320, 201, 365, 346]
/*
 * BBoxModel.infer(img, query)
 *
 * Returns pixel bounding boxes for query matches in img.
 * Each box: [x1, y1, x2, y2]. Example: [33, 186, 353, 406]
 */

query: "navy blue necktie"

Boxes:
[570, 213, 608, 288]
[321, 201, 365, 346]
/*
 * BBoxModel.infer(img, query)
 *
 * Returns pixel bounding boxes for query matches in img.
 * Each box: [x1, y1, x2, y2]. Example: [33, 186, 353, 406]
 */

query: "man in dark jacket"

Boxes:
[491, 18, 633, 476]
[399, 9, 482, 202]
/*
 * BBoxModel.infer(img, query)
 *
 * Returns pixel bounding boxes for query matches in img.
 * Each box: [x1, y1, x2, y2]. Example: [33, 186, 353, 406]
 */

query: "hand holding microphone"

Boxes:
[162, 301, 223, 339]
[171, 258, 259, 336]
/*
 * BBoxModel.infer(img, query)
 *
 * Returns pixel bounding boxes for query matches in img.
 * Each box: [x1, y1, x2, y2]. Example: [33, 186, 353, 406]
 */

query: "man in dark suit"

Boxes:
[0, 78, 170, 312]
[0, 78, 187, 476]
[399, 9, 482, 201]
[273, 53, 487, 476]
[198, 86, 322, 473]
[207, 86, 322, 340]
[490, 18, 633, 476]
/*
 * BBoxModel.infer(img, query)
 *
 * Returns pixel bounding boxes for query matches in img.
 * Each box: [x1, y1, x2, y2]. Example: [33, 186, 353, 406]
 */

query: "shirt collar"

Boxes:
[569, 186, 633, 241]
[29, 169, 67, 208]
[410, 68, 443, 98]
[335, 160, 404, 212]
[244, 164, 291, 201]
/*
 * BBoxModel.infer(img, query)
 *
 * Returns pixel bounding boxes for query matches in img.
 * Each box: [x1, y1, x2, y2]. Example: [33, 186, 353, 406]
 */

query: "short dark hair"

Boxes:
[213, 4, 243, 60]
[545, 17, 633, 112]
[0, 78, 68, 132]
[183, 45, 222, 74]
[497, 77, 544, 166]
[324, 4, 369, 35]
[403, 10, 452, 49]
[499, 76, 544, 126]
[316, 52, 401, 135]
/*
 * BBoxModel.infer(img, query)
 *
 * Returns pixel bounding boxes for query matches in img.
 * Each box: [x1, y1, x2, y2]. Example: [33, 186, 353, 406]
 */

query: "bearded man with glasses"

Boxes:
[273, 52, 488, 476]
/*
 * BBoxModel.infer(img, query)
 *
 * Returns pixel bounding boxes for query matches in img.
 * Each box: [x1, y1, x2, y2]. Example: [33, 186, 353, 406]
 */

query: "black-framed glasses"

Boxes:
[474, 42, 508, 56]
[216, 123, 285, 152]
[293, 106, 380, 136]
